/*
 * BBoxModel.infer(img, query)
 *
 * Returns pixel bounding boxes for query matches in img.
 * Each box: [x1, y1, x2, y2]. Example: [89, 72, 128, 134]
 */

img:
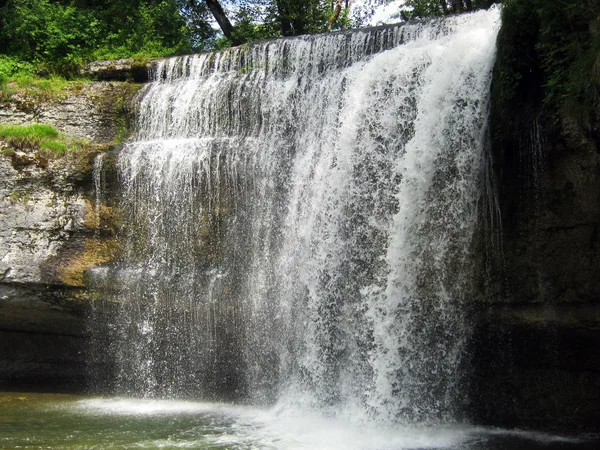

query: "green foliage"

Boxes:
[231, 5, 280, 43]
[0, 123, 82, 155]
[208, 0, 332, 47]
[180, 1, 219, 51]
[275, 0, 330, 35]
[0, 0, 100, 71]
[336, 5, 354, 30]
[0, 56, 35, 86]
[0, 124, 59, 139]
[534, 0, 600, 111]
[90, 0, 193, 60]
[400, 0, 444, 20]
[399, 0, 495, 20]
[212, 0, 335, 46]
[0, 0, 193, 74]
[498, 0, 600, 122]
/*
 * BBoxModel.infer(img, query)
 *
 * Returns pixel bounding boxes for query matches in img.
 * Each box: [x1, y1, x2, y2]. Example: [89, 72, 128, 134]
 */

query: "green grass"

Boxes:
[0, 74, 73, 103]
[91, 44, 181, 62]
[40, 140, 68, 153]
[0, 124, 79, 156]
[0, 55, 85, 103]
[0, 124, 59, 139]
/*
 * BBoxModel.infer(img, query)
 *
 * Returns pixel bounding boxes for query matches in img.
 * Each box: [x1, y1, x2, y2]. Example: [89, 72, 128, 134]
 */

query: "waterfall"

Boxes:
[98, 8, 501, 425]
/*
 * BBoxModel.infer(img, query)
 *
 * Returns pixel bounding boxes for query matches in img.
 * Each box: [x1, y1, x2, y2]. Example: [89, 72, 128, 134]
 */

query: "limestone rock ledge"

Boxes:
[0, 82, 140, 144]
[81, 58, 152, 82]
[0, 83, 131, 389]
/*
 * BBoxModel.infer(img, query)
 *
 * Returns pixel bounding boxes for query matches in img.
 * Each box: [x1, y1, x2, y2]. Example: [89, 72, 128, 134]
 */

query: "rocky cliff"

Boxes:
[0, 81, 138, 389]
[471, 0, 600, 431]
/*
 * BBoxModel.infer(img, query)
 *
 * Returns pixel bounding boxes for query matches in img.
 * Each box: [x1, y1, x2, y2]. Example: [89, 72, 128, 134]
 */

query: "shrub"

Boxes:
[0, 55, 35, 85]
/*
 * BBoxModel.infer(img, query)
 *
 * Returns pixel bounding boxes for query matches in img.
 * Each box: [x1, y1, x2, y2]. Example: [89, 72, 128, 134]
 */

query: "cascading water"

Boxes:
[96, 8, 501, 425]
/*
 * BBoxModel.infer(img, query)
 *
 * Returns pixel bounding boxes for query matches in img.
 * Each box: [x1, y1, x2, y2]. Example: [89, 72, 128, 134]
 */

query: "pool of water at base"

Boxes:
[0, 392, 597, 450]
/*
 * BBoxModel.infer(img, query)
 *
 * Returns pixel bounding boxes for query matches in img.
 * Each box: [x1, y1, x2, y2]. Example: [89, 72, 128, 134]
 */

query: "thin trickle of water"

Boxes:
[516, 113, 553, 301]
[519, 114, 548, 215]
[92, 153, 106, 235]
[95, 8, 501, 425]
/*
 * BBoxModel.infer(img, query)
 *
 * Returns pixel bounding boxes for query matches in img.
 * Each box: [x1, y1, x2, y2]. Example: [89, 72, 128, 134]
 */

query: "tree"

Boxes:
[179, 0, 218, 51]
[326, 0, 351, 32]
[272, 0, 329, 36]
[204, 0, 240, 44]
[201, 0, 347, 45]
[400, 0, 493, 20]
[0, 0, 193, 68]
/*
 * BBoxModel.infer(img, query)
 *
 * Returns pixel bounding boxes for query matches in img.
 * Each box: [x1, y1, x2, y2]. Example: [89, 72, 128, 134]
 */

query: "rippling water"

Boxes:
[1, 392, 597, 450]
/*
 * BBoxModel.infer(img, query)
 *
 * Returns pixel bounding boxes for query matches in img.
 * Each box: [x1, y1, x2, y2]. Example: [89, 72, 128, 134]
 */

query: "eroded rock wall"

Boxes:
[0, 81, 136, 389]
[0, 82, 139, 144]
[472, 2, 600, 431]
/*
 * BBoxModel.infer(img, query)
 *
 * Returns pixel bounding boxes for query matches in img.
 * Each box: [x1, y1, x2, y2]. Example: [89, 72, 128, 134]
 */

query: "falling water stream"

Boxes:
[110, 7, 496, 421]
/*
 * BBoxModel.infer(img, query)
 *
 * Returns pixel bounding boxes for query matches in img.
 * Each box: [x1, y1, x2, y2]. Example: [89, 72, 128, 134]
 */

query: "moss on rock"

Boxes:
[59, 238, 120, 287]
[83, 199, 120, 235]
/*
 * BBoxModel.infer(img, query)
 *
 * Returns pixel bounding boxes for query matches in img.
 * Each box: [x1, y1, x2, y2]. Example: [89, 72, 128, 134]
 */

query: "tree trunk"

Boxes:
[465, 0, 472, 11]
[451, 0, 463, 13]
[204, 0, 241, 45]
[326, 0, 343, 31]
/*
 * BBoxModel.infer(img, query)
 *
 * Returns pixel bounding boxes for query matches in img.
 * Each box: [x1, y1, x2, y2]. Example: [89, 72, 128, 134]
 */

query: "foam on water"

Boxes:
[72, 398, 585, 450]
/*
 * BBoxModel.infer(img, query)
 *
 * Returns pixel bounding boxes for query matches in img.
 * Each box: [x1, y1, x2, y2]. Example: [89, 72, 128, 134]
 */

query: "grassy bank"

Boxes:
[0, 124, 89, 156]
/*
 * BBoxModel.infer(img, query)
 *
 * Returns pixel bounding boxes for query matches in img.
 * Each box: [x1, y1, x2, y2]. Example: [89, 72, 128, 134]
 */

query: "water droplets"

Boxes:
[100, 7, 501, 425]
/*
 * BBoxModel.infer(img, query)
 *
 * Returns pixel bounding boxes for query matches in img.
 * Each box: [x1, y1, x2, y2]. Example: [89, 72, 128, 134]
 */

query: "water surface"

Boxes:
[1, 392, 597, 449]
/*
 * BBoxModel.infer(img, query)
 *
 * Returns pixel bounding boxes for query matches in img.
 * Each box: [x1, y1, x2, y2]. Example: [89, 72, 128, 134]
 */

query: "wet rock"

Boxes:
[0, 82, 131, 387]
[478, 6, 600, 431]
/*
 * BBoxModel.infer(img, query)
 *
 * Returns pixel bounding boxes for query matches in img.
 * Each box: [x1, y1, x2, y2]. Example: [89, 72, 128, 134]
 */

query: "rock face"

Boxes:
[0, 82, 134, 389]
[81, 58, 152, 82]
[0, 150, 90, 388]
[471, 3, 600, 431]
[0, 82, 140, 144]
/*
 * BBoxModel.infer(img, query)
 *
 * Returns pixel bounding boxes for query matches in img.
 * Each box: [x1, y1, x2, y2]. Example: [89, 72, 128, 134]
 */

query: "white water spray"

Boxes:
[100, 8, 501, 425]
